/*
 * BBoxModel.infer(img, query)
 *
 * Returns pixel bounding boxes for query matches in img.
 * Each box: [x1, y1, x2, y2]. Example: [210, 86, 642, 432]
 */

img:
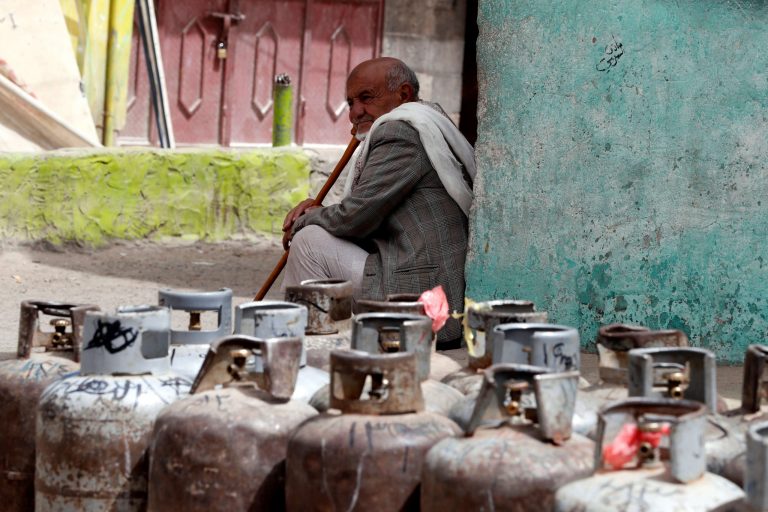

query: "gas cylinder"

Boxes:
[578, 324, 689, 429]
[442, 300, 548, 393]
[0, 301, 98, 511]
[422, 364, 594, 511]
[714, 345, 768, 487]
[356, 295, 461, 380]
[158, 288, 232, 381]
[309, 313, 463, 417]
[284, 279, 353, 335]
[554, 398, 745, 511]
[286, 350, 461, 511]
[148, 335, 317, 511]
[744, 420, 768, 511]
[627, 346, 745, 484]
[35, 305, 191, 511]
[235, 300, 329, 402]
[447, 323, 582, 431]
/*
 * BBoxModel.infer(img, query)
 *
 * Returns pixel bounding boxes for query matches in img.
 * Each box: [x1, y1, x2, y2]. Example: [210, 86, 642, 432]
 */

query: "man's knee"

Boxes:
[291, 225, 331, 255]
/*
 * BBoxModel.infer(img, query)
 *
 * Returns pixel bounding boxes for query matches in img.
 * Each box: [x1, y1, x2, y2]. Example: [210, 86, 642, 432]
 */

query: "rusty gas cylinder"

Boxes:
[0, 301, 98, 512]
[309, 313, 463, 417]
[554, 398, 745, 512]
[284, 279, 352, 335]
[286, 350, 461, 511]
[235, 300, 329, 402]
[422, 364, 594, 511]
[744, 420, 768, 511]
[356, 296, 461, 380]
[148, 335, 317, 511]
[448, 323, 582, 431]
[35, 305, 191, 511]
[158, 288, 233, 381]
[442, 299, 548, 393]
[627, 346, 745, 484]
[578, 324, 689, 433]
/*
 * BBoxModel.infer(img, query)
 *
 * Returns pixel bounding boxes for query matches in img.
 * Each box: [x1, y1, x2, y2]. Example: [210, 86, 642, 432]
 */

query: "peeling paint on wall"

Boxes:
[0, 148, 310, 246]
[468, 0, 768, 362]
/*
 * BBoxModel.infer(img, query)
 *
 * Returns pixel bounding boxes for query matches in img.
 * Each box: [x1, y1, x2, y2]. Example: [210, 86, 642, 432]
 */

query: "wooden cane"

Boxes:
[254, 137, 361, 300]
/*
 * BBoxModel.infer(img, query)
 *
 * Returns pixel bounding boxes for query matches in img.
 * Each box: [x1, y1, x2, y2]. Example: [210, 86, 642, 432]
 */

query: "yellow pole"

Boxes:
[102, 0, 135, 146]
[82, 0, 110, 138]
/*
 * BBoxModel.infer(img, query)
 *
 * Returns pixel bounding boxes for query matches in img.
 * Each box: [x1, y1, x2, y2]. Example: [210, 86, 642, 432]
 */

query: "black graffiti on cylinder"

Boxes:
[85, 319, 139, 353]
[553, 342, 576, 370]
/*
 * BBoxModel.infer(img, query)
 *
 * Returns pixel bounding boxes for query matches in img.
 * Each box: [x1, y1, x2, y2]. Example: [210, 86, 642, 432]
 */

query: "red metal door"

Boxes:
[160, 0, 228, 145]
[118, 0, 382, 147]
[298, 0, 383, 145]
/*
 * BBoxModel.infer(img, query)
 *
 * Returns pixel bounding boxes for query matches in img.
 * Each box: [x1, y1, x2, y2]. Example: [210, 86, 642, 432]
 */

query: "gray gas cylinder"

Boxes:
[0, 301, 98, 512]
[422, 364, 594, 511]
[578, 324, 690, 438]
[309, 313, 463, 417]
[158, 288, 232, 381]
[554, 398, 745, 511]
[35, 305, 191, 511]
[442, 300, 548, 393]
[627, 346, 745, 485]
[148, 335, 317, 511]
[286, 350, 460, 511]
[235, 300, 329, 402]
[447, 322, 587, 432]
[355, 295, 462, 380]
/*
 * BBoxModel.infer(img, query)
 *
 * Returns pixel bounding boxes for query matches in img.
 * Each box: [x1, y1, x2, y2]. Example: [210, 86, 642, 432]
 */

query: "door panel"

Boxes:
[159, 0, 227, 145]
[299, 0, 382, 144]
[229, 0, 306, 146]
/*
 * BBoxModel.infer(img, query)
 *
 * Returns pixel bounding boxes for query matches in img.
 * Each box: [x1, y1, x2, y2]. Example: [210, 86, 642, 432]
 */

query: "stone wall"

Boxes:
[0, 148, 310, 245]
[382, 0, 467, 124]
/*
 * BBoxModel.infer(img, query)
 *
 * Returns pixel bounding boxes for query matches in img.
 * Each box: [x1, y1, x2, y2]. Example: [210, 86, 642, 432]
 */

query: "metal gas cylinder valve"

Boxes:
[309, 313, 463, 417]
[284, 279, 352, 335]
[158, 288, 233, 381]
[465, 300, 548, 369]
[18, 300, 99, 357]
[355, 295, 462, 380]
[235, 300, 328, 403]
[628, 346, 718, 412]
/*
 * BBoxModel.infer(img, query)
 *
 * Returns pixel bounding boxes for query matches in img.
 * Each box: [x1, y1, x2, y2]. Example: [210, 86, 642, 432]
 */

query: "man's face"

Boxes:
[346, 66, 404, 138]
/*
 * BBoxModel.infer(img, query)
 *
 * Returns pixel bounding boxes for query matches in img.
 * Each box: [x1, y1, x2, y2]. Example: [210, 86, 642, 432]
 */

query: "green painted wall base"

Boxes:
[469, 0, 768, 362]
[0, 148, 309, 246]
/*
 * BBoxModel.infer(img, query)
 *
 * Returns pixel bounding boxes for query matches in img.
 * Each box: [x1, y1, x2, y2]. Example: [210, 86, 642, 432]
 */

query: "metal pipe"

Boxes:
[272, 74, 293, 147]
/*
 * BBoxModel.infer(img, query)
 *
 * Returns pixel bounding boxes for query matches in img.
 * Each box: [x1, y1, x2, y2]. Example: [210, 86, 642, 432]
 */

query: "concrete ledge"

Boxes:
[0, 148, 310, 246]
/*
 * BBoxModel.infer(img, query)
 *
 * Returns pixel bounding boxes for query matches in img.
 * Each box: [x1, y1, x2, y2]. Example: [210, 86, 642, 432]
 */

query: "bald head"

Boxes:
[346, 58, 420, 138]
[348, 58, 420, 99]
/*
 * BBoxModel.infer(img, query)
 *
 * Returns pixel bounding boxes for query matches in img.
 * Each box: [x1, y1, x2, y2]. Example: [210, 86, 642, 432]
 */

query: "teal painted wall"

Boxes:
[468, 0, 768, 362]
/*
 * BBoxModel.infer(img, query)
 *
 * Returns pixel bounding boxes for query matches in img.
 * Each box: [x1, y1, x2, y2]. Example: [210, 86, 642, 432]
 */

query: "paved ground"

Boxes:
[0, 237, 745, 400]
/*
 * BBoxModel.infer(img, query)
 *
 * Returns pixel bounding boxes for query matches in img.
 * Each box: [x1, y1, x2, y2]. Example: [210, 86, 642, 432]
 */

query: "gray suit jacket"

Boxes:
[293, 119, 470, 341]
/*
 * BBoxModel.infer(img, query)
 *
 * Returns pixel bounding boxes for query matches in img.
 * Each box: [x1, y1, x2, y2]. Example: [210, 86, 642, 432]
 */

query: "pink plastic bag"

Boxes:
[418, 285, 449, 333]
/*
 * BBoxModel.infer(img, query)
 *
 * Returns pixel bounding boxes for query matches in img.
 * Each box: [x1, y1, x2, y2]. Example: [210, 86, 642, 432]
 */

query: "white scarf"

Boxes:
[341, 102, 476, 216]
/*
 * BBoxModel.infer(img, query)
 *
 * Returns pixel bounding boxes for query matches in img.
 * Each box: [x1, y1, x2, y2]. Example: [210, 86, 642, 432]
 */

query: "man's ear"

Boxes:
[398, 82, 415, 103]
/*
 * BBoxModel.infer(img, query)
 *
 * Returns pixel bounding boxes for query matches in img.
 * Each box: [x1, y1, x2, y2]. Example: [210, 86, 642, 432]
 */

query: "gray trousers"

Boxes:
[281, 225, 369, 297]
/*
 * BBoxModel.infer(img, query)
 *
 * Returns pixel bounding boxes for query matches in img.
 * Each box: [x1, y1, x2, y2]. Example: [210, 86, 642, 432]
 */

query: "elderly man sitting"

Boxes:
[281, 57, 475, 343]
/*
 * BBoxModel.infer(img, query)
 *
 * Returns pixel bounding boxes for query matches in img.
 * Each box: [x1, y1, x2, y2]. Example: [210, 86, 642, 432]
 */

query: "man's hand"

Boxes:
[282, 198, 319, 250]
